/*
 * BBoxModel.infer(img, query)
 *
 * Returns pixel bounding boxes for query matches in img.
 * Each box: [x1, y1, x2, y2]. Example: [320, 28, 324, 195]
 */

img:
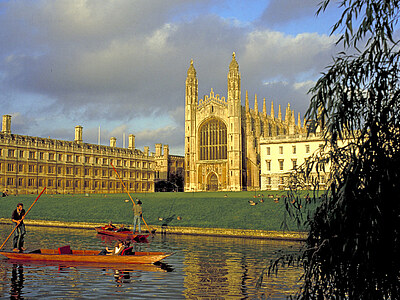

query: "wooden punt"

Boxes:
[0, 248, 172, 265]
[95, 227, 149, 242]
[2, 258, 171, 272]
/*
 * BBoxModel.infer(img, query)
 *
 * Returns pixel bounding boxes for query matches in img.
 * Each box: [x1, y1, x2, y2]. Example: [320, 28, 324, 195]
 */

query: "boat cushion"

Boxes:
[58, 245, 72, 254]
[121, 246, 134, 256]
[28, 249, 41, 254]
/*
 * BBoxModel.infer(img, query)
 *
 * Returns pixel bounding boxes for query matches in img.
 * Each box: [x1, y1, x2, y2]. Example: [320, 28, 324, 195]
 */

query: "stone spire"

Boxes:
[186, 59, 198, 106]
[227, 52, 240, 104]
[263, 98, 266, 117]
[285, 103, 291, 123]
[254, 94, 261, 137]
[254, 94, 258, 113]
[278, 104, 282, 121]
[187, 59, 196, 77]
[271, 101, 275, 118]
[298, 113, 302, 128]
[245, 90, 249, 113]
[229, 52, 239, 72]
[289, 111, 296, 135]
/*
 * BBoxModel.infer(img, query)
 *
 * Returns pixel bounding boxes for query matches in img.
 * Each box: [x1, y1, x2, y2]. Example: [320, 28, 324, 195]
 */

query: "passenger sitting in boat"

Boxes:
[104, 221, 116, 231]
[98, 241, 125, 255]
[110, 241, 125, 255]
[116, 224, 129, 232]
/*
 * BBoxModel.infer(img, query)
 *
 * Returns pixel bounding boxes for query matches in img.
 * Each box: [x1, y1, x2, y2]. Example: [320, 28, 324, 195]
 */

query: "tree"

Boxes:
[284, 1, 400, 299]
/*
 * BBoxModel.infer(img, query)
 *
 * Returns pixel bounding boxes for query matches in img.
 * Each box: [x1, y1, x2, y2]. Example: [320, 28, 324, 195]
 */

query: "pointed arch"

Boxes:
[207, 172, 219, 191]
[198, 118, 227, 160]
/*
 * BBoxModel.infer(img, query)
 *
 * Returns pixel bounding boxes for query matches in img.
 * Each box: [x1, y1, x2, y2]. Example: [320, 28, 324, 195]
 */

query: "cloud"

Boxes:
[238, 30, 336, 114]
[293, 80, 315, 91]
[134, 125, 185, 155]
[0, 0, 340, 155]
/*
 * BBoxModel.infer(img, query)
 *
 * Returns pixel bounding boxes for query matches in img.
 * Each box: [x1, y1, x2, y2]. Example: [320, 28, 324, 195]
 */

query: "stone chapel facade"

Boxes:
[184, 53, 306, 192]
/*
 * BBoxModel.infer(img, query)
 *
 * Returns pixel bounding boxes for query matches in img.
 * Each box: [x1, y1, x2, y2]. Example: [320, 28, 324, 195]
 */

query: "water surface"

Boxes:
[0, 225, 303, 299]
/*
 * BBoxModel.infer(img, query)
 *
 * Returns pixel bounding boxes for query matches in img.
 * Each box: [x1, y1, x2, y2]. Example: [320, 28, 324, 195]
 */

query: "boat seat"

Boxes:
[29, 249, 41, 254]
[120, 246, 134, 256]
[58, 245, 72, 254]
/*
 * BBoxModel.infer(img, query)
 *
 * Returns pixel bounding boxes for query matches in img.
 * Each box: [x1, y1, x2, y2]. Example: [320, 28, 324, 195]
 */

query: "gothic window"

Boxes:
[199, 119, 227, 160]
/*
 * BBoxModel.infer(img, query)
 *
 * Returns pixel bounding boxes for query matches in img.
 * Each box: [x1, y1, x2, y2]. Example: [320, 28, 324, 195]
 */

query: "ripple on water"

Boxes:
[0, 225, 302, 299]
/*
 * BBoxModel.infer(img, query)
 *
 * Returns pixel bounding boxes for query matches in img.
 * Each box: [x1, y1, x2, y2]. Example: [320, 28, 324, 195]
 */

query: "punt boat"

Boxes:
[95, 226, 149, 242]
[0, 246, 172, 265]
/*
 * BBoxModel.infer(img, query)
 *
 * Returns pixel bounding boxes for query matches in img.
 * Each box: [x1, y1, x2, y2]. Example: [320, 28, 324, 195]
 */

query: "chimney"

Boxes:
[155, 143, 162, 156]
[144, 146, 149, 156]
[163, 144, 169, 158]
[110, 137, 116, 148]
[74, 125, 83, 144]
[2, 115, 11, 134]
[128, 134, 135, 149]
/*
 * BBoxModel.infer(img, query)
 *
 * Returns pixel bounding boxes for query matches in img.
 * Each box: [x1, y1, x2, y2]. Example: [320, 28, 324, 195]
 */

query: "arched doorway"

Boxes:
[207, 173, 218, 191]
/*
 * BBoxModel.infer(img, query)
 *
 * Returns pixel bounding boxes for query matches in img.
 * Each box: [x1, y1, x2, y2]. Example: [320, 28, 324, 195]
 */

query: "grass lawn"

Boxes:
[0, 191, 316, 231]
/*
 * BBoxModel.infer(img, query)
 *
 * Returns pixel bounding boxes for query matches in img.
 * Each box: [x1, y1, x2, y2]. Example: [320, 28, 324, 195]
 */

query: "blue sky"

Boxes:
[0, 0, 343, 155]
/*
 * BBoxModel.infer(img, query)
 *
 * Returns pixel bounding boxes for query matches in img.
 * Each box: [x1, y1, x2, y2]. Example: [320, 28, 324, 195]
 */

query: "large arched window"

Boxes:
[199, 119, 227, 160]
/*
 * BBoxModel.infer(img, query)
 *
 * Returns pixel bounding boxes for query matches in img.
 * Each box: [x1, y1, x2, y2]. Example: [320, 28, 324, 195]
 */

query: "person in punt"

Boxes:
[12, 203, 26, 252]
[104, 221, 116, 231]
[98, 241, 125, 255]
[132, 199, 143, 234]
[116, 224, 127, 232]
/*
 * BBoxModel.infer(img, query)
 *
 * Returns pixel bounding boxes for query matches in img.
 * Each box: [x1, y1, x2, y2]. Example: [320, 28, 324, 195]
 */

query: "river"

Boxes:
[0, 225, 303, 299]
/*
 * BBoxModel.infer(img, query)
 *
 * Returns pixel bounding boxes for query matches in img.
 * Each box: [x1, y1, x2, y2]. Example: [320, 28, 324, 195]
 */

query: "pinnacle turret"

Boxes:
[187, 59, 196, 77]
[278, 104, 282, 121]
[263, 98, 266, 117]
[229, 52, 239, 72]
[245, 90, 249, 112]
[254, 94, 258, 113]
[271, 101, 275, 119]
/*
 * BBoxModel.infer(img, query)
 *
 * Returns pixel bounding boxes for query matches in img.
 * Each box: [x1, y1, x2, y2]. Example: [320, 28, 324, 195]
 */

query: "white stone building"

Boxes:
[260, 133, 327, 190]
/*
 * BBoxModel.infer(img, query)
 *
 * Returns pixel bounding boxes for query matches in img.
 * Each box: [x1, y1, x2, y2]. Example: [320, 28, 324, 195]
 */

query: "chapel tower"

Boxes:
[226, 52, 242, 191]
[184, 53, 305, 192]
[184, 59, 198, 192]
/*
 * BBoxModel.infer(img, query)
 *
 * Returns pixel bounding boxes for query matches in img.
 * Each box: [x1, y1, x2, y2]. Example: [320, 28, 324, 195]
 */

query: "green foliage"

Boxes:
[0, 191, 311, 231]
[284, 1, 400, 299]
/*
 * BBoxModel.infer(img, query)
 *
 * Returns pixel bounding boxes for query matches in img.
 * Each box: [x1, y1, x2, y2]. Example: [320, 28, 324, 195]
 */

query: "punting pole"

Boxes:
[0, 187, 46, 250]
[110, 163, 153, 233]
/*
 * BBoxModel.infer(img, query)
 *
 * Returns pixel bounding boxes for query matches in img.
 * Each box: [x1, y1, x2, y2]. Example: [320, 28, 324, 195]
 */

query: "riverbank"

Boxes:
[0, 191, 315, 240]
[0, 218, 307, 241]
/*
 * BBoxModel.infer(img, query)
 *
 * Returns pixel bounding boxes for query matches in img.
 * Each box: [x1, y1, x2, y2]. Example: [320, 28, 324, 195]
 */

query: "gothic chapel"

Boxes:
[184, 53, 305, 192]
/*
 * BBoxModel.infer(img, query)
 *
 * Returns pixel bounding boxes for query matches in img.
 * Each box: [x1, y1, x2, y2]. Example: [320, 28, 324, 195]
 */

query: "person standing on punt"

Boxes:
[11, 203, 26, 252]
[133, 199, 142, 233]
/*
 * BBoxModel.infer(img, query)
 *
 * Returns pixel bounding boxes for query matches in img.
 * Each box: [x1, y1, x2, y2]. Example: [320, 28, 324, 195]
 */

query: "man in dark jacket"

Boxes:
[12, 203, 26, 252]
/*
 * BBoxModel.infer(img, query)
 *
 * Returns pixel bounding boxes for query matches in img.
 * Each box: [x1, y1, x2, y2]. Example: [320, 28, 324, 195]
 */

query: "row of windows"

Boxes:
[1, 163, 152, 179]
[264, 175, 326, 185]
[0, 150, 151, 168]
[4, 178, 152, 189]
[265, 144, 314, 155]
[265, 159, 298, 171]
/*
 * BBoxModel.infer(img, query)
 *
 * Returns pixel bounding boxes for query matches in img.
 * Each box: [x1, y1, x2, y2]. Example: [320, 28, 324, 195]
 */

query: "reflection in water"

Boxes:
[10, 264, 24, 300]
[114, 270, 131, 286]
[182, 237, 301, 299]
[0, 226, 302, 299]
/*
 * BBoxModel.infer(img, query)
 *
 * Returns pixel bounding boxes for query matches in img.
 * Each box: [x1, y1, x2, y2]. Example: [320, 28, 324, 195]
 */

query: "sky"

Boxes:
[0, 0, 344, 156]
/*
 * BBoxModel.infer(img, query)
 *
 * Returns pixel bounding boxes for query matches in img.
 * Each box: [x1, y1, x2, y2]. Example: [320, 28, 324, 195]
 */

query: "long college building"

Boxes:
[184, 53, 307, 192]
[0, 115, 183, 195]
